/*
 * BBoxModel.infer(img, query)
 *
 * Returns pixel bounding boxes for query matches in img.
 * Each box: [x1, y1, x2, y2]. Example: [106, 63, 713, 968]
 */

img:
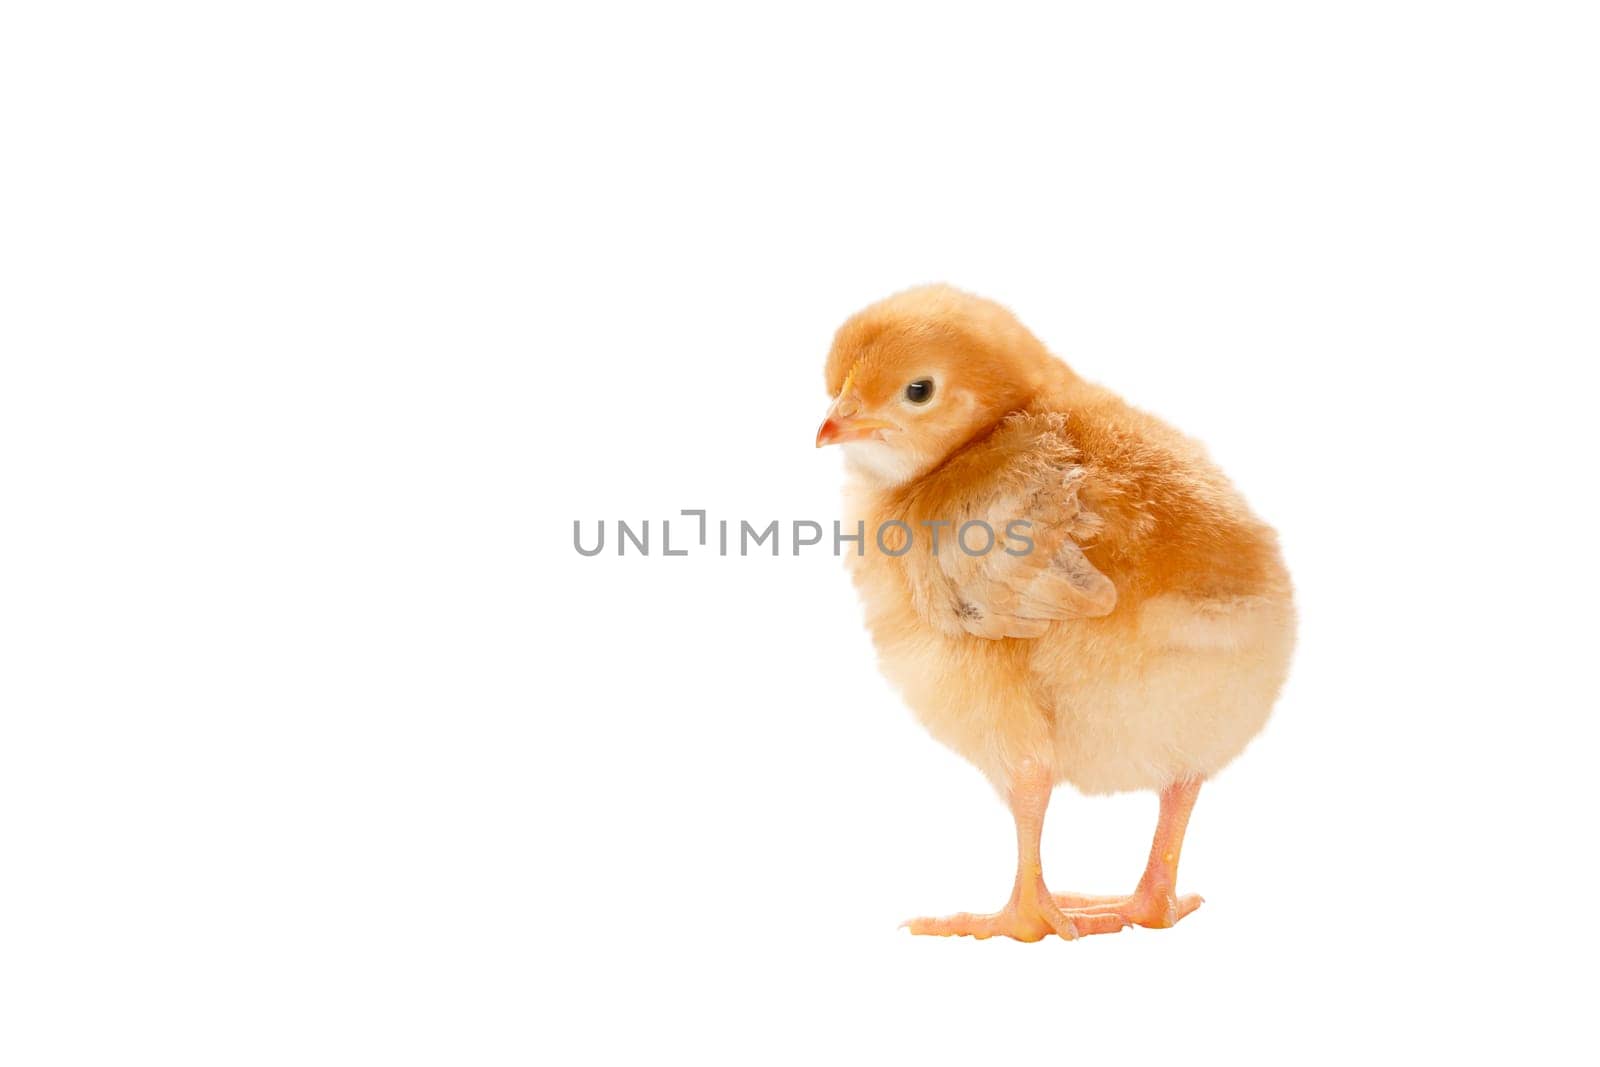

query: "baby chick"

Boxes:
[817, 285, 1295, 940]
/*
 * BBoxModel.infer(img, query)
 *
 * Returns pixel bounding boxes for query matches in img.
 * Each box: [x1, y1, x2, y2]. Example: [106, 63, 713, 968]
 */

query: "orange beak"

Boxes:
[816, 413, 895, 448]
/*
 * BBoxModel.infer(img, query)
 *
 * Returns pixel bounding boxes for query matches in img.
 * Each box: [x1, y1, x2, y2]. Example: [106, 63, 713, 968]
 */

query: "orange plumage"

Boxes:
[818, 284, 1295, 940]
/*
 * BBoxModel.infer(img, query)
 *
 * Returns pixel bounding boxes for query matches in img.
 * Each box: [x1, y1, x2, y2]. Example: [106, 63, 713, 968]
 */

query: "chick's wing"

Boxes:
[908, 414, 1116, 640]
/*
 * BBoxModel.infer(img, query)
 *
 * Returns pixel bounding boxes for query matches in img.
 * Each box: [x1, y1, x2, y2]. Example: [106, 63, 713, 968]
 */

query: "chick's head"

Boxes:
[817, 284, 1057, 486]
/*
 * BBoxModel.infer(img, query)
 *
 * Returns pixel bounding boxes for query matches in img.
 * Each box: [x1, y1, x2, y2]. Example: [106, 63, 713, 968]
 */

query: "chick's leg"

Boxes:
[903, 759, 1123, 941]
[1053, 777, 1205, 930]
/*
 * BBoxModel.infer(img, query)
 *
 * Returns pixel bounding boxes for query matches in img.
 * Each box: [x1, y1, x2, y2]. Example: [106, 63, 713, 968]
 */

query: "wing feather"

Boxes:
[921, 427, 1116, 639]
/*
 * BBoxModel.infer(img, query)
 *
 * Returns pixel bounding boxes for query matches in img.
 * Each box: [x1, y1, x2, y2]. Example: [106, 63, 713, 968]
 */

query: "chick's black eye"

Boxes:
[904, 378, 934, 404]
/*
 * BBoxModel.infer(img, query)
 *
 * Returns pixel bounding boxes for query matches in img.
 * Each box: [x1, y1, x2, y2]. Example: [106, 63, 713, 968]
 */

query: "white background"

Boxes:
[3, 2, 1597, 1064]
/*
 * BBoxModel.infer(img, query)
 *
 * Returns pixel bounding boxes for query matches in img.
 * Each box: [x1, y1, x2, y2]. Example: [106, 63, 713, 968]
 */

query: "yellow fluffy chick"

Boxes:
[817, 285, 1295, 940]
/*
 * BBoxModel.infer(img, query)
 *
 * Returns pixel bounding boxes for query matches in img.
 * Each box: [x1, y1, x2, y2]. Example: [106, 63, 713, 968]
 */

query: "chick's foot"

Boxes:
[905, 876, 1124, 941]
[902, 758, 1134, 941]
[1050, 777, 1207, 933]
[1052, 888, 1204, 930]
